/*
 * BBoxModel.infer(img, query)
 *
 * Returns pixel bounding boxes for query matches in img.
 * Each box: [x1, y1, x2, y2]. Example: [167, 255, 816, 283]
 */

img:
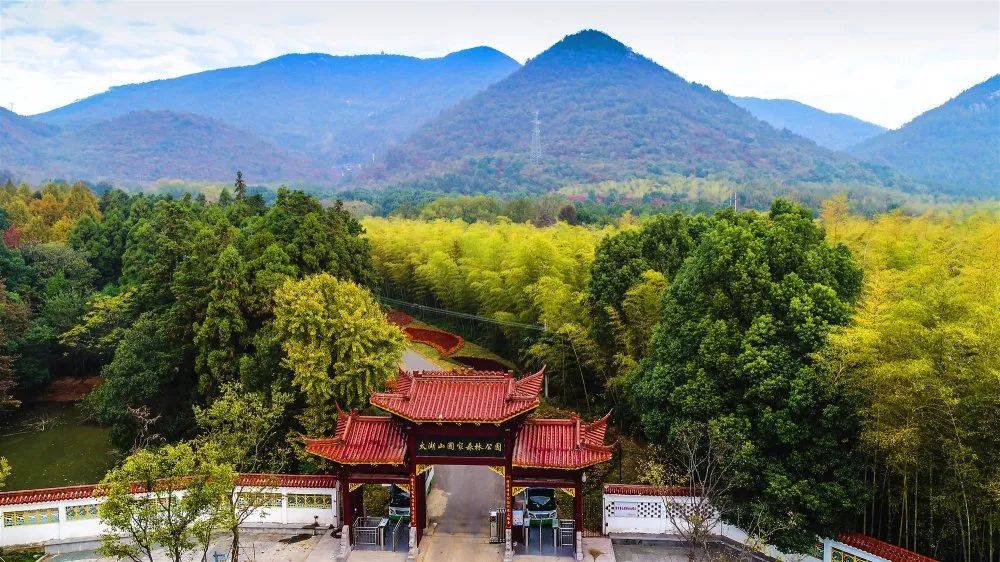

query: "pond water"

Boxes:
[0, 402, 115, 490]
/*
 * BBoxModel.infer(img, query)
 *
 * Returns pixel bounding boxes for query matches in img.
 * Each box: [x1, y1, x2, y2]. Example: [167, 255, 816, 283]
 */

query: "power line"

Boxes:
[378, 296, 546, 331]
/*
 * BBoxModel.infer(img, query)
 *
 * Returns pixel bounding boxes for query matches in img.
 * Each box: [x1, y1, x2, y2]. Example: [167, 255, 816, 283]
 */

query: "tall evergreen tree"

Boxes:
[194, 245, 249, 396]
[233, 171, 247, 200]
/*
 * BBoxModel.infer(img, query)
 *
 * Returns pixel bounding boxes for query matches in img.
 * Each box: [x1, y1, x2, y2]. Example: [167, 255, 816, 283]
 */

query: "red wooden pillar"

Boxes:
[415, 470, 426, 541]
[573, 471, 584, 531]
[573, 471, 584, 561]
[504, 427, 514, 561]
[340, 471, 355, 547]
[409, 468, 417, 532]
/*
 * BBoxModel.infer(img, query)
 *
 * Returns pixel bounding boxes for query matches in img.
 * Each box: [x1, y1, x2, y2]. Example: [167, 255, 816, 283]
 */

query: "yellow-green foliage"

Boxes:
[559, 175, 942, 215]
[364, 217, 611, 331]
[821, 199, 1000, 554]
[0, 181, 100, 242]
[272, 273, 405, 431]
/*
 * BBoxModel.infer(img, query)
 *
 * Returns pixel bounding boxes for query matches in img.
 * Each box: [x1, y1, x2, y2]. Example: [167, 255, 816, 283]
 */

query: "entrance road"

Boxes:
[431, 464, 503, 534]
[400, 349, 442, 371]
[417, 464, 504, 561]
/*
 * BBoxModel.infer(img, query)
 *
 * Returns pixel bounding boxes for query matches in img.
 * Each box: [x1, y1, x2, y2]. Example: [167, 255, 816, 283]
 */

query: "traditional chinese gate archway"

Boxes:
[304, 368, 613, 562]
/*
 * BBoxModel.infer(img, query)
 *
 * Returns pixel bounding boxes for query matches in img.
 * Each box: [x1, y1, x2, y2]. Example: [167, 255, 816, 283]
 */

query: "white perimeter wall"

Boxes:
[603, 493, 828, 562]
[0, 484, 339, 548]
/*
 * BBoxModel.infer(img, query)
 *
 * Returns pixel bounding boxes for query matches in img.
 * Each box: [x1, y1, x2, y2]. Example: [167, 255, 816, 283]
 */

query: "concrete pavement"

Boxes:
[400, 349, 443, 371]
[414, 464, 504, 562]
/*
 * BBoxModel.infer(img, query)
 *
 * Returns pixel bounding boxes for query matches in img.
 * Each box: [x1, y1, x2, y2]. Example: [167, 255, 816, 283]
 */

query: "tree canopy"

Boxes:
[273, 273, 405, 432]
[632, 201, 866, 551]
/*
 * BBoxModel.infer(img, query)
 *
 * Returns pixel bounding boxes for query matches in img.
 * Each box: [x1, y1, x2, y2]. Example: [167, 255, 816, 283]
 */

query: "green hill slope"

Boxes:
[3, 110, 329, 183]
[849, 74, 999, 197]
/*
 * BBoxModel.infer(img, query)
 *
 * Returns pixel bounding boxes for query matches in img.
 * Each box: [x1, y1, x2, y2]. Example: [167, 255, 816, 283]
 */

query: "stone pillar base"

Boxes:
[405, 526, 418, 562]
[575, 530, 583, 562]
[336, 525, 351, 562]
[503, 527, 513, 562]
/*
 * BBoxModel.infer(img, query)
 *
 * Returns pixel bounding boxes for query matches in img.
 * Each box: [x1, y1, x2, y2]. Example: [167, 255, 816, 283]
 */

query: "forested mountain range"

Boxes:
[35, 47, 519, 162]
[730, 96, 886, 150]
[1, 107, 60, 172]
[849, 74, 1000, 197]
[368, 30, 909, 192]
[0, 47, 520, 182]
[1, 31, 995, 197]
[24, 110, 331, 183]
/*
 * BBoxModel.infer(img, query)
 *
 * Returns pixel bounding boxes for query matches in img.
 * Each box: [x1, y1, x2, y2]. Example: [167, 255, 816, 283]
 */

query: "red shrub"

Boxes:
[451, 356, 510, 372]
[2, 226, 21, 249]
[404, 327, 463, 356]
[385, 309, 413, 327]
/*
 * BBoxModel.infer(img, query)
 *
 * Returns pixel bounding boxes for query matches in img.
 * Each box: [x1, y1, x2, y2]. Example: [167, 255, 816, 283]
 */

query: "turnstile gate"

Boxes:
[489, 507, 506, 543]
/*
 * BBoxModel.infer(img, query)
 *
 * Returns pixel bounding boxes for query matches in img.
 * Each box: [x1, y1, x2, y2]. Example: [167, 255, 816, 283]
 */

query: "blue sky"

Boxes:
[1, 0, 997, 128]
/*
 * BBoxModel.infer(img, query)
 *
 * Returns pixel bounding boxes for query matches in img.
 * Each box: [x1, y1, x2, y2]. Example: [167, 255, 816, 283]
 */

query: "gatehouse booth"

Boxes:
[304, 368, 613, 562]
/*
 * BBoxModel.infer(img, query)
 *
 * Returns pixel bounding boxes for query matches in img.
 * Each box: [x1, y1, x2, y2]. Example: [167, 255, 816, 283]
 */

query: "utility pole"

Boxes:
[530, 110, 542, 164]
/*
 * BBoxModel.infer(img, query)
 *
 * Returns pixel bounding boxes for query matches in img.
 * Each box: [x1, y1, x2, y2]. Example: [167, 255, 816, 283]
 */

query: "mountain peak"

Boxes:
[548, 29, 629, 54]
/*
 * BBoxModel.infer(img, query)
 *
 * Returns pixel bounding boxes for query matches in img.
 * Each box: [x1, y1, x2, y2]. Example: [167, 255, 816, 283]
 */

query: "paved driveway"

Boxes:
[430, 464, 502, 534]
[417, 465, 504, 562]
[400, 349, 442, 371]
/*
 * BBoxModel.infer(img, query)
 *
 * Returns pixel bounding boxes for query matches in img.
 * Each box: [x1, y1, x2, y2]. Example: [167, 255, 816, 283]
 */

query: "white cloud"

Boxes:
[1, 1, 997, 128]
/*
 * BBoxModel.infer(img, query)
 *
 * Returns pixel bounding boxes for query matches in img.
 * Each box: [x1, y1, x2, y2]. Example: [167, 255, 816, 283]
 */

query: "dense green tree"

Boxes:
[589, 212, 710, 319]
[0, 280, 28, 413]
[122, 200, 196, 308]
[194, 245, 249, 395]
[633, 200, 866, 552]
[60, 288, 136, 362]
[6, 244, 97, 388]
[68, 189, 134, 286]
[86, 312, 190, 447]
[234, 170, 247, 200]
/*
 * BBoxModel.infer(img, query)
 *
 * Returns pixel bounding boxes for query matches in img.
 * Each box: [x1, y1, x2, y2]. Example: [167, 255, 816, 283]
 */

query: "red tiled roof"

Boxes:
[838, 533, 938, 562]
[512, 413, 613, 469]
[0, 474, 338, 507]
[0, 484, 100, 506]
[370, 368, 544, 424]
[236, 474, 339, 488]
[603, 483, 700, 497]
[304, 411, 407, 465]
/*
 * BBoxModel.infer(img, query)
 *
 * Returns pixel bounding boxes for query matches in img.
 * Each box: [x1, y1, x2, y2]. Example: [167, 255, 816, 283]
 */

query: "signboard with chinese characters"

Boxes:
[610, 501, 640, 516]
[415, 435, 504, 458]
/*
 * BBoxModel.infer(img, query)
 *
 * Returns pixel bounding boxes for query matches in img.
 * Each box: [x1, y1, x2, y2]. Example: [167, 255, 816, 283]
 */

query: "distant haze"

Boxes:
[1, 1, 996, 129]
